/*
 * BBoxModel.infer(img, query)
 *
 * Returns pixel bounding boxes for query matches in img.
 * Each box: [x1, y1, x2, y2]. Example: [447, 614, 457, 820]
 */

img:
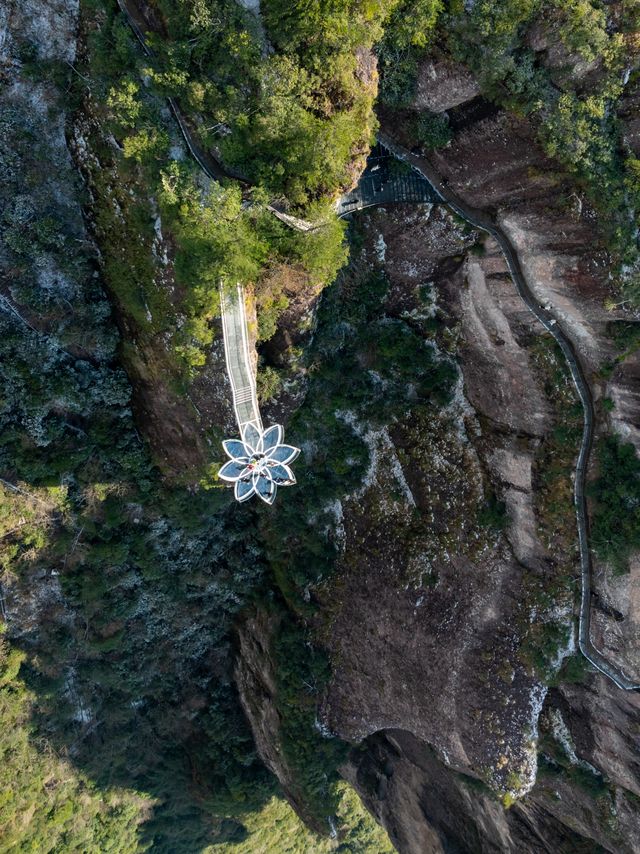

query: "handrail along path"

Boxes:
[378, 132, 639, 692]
[219, 284, 262, 434]
[116, 0, 316, 231]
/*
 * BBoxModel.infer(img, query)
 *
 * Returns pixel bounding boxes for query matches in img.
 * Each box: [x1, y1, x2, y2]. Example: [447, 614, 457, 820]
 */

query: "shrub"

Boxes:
[590, 435, 640, 574]
[415, 111, 453, 149]
[257, 365, 282, 402]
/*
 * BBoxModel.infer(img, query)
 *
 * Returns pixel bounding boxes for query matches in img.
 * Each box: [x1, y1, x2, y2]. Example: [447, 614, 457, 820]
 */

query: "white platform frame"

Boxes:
[219, 283, 263, 435]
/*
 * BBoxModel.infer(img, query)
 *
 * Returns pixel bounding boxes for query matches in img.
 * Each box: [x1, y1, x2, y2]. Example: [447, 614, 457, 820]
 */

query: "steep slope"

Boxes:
[0, 1, 395, 851]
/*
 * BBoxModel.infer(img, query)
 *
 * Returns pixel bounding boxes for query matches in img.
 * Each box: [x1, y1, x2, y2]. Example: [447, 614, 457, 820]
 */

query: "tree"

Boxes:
[106, 78, 142, 129]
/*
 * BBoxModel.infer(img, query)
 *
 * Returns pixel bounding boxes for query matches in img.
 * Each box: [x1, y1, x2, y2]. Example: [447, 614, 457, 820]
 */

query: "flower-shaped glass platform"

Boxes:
[218, 423, 300, 504]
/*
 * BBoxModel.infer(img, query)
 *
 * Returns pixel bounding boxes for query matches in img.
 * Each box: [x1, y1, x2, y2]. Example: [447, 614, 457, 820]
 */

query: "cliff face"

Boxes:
[71, 66, 236, 483]
[417, 96, 640, 689]
[427, 109, 640, 438]
[234, 607, 330, 834]
[313, 206, 561, 796]
[337, 71, 640, 851]
[235, 57, 640, 853]
[344, 674, 640, 854]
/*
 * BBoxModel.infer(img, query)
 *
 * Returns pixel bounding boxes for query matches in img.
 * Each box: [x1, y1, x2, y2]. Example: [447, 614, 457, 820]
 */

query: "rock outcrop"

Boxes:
[413, 58, 481, 113]
[314, 203, 574, 796]
[421, 92, 640, 684]
[236, 55, 640, 852]
[344, 671, 640, 854]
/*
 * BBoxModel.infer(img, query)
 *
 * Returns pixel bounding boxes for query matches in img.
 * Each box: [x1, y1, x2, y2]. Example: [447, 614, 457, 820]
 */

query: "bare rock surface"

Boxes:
[430, 112, 560, 209]
[427, 108, 635, 400]
[341, 669, 640, 853]
[344, 687, 640, 854]
[591, 552, 640, 681]
[234, 608, 329, 836]
[413, 59, 480, 113]
[423, 106, 640, 675]
[499, 210, 611, 374]
[312, 205, 574, 801]
[458, 248, 550, 437]
[11, 0, 79, 63]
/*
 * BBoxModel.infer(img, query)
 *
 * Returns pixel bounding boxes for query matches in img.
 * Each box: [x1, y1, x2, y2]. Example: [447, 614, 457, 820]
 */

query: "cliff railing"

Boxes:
[337, 144, 438, 216]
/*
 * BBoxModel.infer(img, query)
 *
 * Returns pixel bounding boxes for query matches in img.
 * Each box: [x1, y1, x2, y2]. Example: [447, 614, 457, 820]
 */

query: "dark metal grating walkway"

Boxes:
[337, 143, 440, 217]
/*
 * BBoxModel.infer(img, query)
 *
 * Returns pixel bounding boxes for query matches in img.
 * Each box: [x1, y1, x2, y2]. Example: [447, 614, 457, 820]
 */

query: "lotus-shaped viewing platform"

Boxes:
[219, 423, 299, 504]
[219, 283, 299, 504]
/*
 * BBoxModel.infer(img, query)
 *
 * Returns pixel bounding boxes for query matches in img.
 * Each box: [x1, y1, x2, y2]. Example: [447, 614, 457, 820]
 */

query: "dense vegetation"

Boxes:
[380, 0, 640, 305]
[0, 34, 276, 848]
[4, 0, 640, 850]
[147, 0, 390, 207]
[82, 0, 349, 386]
[0, 95, 389, 846]
[0, 1, 393, 850]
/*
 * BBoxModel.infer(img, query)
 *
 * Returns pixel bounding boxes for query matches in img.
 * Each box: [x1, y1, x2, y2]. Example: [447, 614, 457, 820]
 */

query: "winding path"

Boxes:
[116, 0, 315, 231]
[378, 132, 640, 692]
[115, 0, 242, 183]
[115, 0, 637, 688]
[117, 0, 299, 509]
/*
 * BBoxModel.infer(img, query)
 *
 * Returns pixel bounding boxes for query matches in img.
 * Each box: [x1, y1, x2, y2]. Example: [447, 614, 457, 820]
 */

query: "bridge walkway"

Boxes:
[219, 284, 262, 435]
[337, 143, 440, 217]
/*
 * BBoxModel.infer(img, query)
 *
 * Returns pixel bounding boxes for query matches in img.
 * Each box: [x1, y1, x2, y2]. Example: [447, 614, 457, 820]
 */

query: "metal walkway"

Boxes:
[218, 283, 300, 505]
[117, 0, 299, 504]
[378, 131, 640, 692]
[337, 143, 439, 217]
